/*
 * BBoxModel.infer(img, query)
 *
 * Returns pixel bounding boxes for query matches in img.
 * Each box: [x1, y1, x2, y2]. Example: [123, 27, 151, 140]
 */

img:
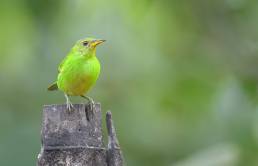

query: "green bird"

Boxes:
[47, 37, 105, 110]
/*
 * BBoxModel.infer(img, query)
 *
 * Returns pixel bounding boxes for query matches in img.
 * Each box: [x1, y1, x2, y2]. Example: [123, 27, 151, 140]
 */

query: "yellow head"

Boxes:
[72, 37, 106, 57]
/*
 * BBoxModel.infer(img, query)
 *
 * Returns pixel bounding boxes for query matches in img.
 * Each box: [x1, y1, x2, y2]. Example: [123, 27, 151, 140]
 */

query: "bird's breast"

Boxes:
[57, 56, 101, 96]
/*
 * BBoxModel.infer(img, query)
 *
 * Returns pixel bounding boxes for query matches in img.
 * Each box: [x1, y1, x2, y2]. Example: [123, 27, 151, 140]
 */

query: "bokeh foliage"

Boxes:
[1, 0, 258, 165]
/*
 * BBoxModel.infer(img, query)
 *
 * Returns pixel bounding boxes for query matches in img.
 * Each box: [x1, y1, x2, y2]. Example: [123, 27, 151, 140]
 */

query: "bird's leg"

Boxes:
[65, 94, 74, 111]
[80, 95, 95, 110]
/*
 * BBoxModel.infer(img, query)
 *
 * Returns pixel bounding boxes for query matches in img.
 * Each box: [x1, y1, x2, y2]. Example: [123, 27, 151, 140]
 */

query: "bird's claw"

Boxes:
[88, 98, 95, 111]
[65, 94, 75, 112]
[66, 102, 75, 111]
[81, 95, 95, 110]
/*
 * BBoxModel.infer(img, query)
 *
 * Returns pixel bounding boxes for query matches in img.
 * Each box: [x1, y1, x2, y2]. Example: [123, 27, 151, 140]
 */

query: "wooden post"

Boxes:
[37, 103, 123, 166]
[106, 111, 123, 166]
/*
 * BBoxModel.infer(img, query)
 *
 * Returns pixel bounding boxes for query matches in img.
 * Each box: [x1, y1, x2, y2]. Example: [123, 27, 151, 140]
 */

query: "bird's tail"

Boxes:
[47, 82, 58, 91]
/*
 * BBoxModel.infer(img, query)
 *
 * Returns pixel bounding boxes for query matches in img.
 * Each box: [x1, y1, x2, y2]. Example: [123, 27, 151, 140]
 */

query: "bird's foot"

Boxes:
[65, 93, 75, 111]
[66, 102, 75, 111]
[81, 95, 95, 110]
[88, 97, 95, 111]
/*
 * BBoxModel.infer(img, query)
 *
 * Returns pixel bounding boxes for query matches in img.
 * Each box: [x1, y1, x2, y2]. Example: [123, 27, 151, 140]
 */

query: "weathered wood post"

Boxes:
[106, 111, 123, 166]
[37, 103, 123, 166]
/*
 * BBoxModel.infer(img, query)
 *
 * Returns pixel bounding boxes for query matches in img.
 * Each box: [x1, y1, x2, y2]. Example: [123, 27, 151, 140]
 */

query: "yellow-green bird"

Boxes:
[48, 37, 105, 110]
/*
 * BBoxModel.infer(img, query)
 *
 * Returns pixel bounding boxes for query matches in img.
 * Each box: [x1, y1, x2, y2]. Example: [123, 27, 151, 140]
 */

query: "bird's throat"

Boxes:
[84, 49, 96, 58]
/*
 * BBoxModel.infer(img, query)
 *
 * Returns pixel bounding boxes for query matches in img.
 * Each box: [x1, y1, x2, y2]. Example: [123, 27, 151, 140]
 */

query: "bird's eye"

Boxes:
[83, 41, 89, 46]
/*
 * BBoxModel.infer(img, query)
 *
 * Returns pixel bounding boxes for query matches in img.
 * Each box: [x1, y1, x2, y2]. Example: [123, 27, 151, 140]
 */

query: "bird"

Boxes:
[47, 37, 105, 111]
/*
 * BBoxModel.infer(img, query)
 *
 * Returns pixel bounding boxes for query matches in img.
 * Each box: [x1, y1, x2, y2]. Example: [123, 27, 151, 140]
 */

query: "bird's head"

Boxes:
[72, 37, 106, 57]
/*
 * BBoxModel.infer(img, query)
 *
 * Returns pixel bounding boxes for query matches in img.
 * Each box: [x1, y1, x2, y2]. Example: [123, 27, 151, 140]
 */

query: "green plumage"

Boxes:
[48, 38, 105, 110]
[57, 52, 100, 96]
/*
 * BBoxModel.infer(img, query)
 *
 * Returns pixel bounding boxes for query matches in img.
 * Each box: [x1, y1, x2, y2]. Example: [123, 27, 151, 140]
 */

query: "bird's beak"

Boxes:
[91, 39, 106, 47]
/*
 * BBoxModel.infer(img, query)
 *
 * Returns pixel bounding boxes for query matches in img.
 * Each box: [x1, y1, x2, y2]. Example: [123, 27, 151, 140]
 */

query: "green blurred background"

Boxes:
[1, 0, 258, 165]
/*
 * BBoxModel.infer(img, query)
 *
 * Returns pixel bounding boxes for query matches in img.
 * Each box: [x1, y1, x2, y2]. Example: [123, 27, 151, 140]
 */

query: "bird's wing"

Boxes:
[58, 56, 69, 73]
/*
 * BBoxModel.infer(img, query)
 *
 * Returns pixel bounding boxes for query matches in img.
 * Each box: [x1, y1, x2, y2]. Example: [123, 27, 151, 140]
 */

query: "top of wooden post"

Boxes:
[41, 103, 104, 149]
[38, 103, 123, 166]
